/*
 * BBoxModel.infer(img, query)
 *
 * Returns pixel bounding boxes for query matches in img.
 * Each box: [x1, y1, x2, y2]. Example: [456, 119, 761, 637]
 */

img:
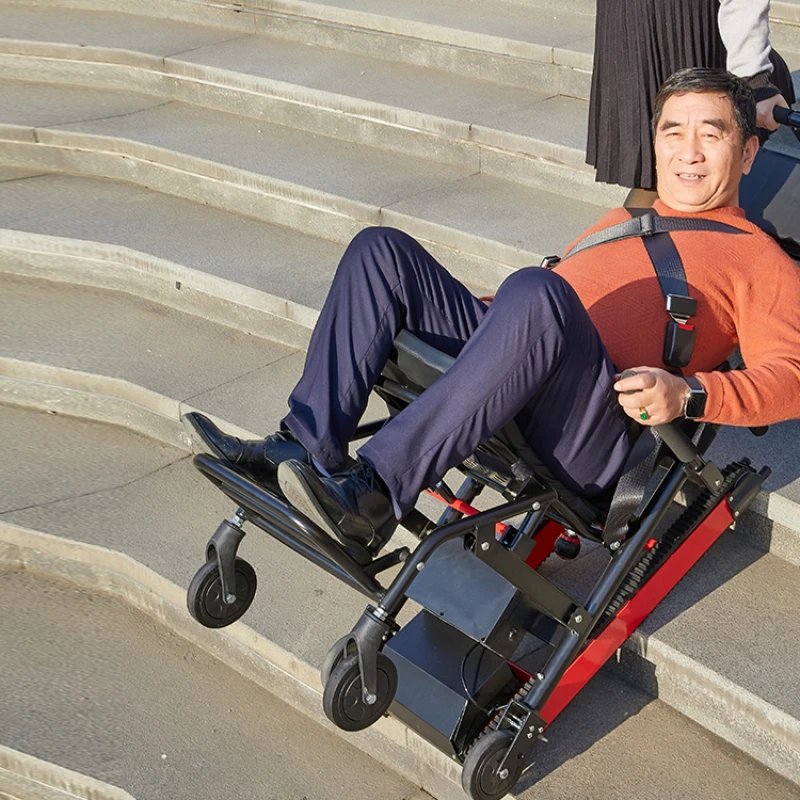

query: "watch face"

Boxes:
[686, 386, 707, 419]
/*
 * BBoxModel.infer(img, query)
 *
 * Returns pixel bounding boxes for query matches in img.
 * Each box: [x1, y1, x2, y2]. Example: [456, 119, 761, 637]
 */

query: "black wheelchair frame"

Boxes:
[187, 330, 770, 800]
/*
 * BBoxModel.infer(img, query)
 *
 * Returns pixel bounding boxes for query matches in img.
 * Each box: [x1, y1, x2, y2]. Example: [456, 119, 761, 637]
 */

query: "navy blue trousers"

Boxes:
[282, 227, 633, 517]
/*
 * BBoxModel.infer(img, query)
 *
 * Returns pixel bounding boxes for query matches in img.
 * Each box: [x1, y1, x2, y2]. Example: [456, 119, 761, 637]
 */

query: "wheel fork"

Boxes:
[206, 510, 247, 605]
[331, 606, 397, 704]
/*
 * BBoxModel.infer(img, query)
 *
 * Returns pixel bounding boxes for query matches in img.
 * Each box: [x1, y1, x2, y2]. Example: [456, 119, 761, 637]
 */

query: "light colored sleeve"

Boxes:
[718, 0, 772, 79]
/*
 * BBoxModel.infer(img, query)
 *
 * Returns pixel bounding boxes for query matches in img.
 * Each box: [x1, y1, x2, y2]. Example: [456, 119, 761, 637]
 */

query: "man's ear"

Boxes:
[741, 135, 759, 175]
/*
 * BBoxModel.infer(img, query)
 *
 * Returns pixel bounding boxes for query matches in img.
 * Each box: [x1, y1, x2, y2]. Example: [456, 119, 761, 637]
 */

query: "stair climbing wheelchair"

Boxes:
[185, 327, 771, 800]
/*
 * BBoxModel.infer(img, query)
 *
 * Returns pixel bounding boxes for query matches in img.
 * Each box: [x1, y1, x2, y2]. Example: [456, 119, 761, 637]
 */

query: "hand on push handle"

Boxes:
[613, 367, 689, 425]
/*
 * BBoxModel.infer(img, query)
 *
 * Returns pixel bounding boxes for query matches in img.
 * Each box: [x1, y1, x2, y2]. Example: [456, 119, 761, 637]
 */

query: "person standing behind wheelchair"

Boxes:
[588, 0, 796, 207]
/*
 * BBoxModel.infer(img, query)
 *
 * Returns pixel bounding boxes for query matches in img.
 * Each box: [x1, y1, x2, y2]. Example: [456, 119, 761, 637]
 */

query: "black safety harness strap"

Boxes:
[562, 212, 746, 259]
[561, 210, 748, 546]
[564, 210, 746, 372]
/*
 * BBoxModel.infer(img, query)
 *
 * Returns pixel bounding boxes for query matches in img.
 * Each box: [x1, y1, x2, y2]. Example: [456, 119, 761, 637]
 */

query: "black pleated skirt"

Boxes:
[587, 0, 797, 190]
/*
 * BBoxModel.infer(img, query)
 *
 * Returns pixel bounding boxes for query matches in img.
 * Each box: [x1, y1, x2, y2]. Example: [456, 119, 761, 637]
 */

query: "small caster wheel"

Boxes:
[323, 653, 397, 732]
[320, 634, 353, 686]
[461, 731, 522, 800]
[187, 557, 256, 628]
[555, 530, 581, 560]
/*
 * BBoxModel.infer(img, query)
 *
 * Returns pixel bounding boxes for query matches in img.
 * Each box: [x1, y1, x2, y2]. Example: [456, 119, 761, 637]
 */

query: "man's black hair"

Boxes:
[652, 68, 757, 148]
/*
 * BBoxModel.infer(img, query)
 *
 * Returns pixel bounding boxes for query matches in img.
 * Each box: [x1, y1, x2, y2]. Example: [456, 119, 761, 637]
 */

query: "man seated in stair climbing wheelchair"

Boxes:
[184, 68, 800, 800]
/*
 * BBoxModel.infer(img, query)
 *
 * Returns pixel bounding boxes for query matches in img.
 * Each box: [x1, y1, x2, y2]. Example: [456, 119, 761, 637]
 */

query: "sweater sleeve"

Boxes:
[695, 247, 800, 427]
[718, 0, 773, 79]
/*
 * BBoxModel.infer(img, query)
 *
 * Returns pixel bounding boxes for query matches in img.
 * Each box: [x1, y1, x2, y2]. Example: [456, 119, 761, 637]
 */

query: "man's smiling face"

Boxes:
[655, 91, 758, 212]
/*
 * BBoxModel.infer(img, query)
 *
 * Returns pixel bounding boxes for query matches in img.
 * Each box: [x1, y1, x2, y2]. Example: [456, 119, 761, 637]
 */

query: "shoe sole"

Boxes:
[182, 413, 227, 460]
[278, 461, 344, 542]
[279, 463, 375, 566]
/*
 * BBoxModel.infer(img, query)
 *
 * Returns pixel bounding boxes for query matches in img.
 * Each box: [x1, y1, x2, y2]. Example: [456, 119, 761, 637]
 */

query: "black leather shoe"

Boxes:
[278, 458, 397, 555]
[183, 412, 309, 493]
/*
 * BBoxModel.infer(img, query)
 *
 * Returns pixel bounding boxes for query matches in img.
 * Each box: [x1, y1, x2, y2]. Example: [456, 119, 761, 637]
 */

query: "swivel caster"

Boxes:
[320, 634, 354, 686]
[187, 557, 257, 628]
[323, 653, 397, 732]
[461, 731, 523, 800]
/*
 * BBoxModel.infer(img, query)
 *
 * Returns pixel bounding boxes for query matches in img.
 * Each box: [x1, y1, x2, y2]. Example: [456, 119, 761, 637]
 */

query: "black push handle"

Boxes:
[773, 105, 800, 129]
[618, 369, 700, 464]
[653, 422, 701, 464]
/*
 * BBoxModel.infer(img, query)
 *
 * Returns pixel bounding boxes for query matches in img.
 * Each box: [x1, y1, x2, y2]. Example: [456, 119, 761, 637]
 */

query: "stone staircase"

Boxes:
[2, 1, 800, 797]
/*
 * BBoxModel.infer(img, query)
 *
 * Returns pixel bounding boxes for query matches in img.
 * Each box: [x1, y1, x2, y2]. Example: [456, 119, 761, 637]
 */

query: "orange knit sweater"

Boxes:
[554, 200, 800, 426]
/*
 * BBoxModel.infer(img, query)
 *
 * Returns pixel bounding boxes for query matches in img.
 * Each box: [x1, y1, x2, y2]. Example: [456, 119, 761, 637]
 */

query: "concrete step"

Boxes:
[0, 273, 307, 437]
[3, 392, 800, 794]
[6, 0, 799, 98]
[3, 563, 800, 800]
[0, 165, 587, 308]
[0, 79, 609, 280]
[0, 0, 596, 95]
[0, 170, 346, 344]
[0, 745, 137, 800]
[0, 568, 430, 800]
[2, 278, 800, 788]
[0, 4, 604, 189]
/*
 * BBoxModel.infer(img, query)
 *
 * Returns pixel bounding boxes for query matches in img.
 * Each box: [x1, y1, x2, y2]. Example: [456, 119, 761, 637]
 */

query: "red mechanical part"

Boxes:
[424, 489, 509, 537]
[524, 520, 564, 570]
[539, 497, 735, 725]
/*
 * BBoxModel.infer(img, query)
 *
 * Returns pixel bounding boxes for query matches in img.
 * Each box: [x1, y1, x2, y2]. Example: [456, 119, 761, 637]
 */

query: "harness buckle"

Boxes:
[665, 293, 697, 324]
[663, 320, 696, 369]
[639, 213, 656, 236]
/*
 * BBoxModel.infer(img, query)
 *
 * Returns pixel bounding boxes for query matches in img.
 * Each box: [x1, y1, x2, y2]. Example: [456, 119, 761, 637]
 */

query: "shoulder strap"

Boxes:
[630, 208, 690, 302]
[563, 211, 746, 260]
[565, 209, 748, 372]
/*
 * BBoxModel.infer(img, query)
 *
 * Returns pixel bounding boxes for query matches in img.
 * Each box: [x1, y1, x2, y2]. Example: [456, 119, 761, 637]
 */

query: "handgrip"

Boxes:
[652, 423, 700, 464]
[773, 105, 800, 129]
[618, 369, 699, 464]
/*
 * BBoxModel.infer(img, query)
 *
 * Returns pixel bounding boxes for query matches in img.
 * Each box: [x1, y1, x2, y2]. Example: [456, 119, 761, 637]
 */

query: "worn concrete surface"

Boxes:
[0, 405, 371, 671]
[49, 95, 473, 210]
[0, 78, 611, 259]
[0, 173, 345, 312]
[3, 545, 800, 800]
[0, 745, 138, 800]
[0, 569, 429, 800]
[382, 170, 604, 266]
[0, 4, 249, 54]
[0, 81, 163, 130]
[172, 32, 553, 131]
[0, 275, 298, 409]
[3, 402, 800, 788]
[261, 0, 596, 50]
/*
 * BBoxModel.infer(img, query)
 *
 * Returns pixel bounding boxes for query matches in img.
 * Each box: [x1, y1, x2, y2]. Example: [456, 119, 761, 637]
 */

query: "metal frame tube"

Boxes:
[522, 463, 688, 710]
[378, 490, 556, 613]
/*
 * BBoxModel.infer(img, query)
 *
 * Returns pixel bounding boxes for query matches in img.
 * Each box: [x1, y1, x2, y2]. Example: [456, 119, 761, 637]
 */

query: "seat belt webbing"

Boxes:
[563, 212, 745, 260]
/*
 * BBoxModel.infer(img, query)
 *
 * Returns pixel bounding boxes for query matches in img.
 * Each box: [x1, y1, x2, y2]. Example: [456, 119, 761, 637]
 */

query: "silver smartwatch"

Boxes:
[683, 376, 707, 420]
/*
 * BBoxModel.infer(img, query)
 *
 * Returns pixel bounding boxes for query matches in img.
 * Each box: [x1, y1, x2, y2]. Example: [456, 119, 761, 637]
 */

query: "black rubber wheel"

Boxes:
[554, 533, 581, 560]
[461, 731, 522, 800]
[323, 653, 397, 732]
[187, 557, 257, 628]
[320, 635, 353, 686]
